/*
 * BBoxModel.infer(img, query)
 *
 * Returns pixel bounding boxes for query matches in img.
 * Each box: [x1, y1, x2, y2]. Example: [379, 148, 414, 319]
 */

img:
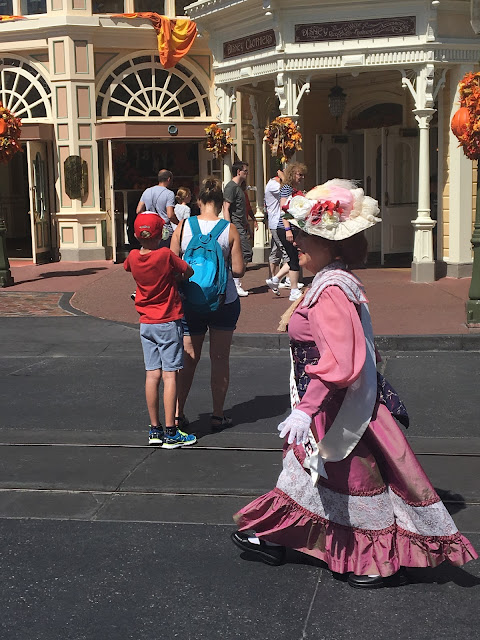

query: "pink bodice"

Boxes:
[288, 286, 367, 418]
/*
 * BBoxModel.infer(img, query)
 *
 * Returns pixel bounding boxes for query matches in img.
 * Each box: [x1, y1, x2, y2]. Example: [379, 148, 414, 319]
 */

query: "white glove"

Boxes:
[278, 408, 312, 445]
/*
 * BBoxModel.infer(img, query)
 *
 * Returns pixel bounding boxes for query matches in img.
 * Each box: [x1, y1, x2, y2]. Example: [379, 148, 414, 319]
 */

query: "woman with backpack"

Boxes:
[170, 177, 245, 431]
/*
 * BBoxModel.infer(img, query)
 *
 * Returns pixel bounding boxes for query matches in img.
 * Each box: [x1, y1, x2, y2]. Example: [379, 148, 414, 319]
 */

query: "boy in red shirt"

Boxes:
[125, 213, 196, 448]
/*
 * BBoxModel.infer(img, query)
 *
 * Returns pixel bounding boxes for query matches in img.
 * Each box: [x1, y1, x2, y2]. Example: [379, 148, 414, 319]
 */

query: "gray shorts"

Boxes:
[269, 228, 289, 265]
[140, 320, 184, 371]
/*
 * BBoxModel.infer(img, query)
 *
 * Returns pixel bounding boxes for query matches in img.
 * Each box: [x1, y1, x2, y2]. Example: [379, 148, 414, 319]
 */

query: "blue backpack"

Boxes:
[181, 217, 229, 314]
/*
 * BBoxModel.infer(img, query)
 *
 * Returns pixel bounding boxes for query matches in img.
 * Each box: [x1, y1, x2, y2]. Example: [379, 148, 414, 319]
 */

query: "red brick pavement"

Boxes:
[2, 259, 478, 335]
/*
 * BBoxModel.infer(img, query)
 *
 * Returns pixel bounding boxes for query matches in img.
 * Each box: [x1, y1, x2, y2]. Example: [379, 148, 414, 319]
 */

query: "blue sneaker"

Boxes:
[162, 429, 196, 449]
[148, 427, 164, 446]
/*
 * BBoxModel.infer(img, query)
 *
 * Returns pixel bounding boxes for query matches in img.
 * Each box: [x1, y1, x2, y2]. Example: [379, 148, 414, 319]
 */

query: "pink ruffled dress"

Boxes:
[234, 271, 477, 577]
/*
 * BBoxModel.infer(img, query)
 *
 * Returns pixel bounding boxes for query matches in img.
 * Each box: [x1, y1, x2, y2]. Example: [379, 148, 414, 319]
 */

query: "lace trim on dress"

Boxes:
[276, 449, 460, 537]
[277, 450, 395, 530]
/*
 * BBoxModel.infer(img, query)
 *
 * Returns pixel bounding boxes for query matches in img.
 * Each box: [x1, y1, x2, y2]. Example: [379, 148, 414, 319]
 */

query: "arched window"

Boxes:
[347, 103, 403, 130]
[96, 55, 210, 119]
[0, 57, 51, 119]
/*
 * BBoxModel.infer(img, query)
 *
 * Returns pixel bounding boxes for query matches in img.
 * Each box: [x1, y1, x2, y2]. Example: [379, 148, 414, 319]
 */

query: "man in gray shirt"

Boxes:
[137, 169, 178, 244]
[223, 161, 252, 296]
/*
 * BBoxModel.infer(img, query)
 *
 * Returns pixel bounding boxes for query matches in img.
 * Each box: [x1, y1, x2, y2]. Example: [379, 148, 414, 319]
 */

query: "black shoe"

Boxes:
[211, 415, 233, 431]
[230, 531, 286, 566]
[348, 568, 408, 589]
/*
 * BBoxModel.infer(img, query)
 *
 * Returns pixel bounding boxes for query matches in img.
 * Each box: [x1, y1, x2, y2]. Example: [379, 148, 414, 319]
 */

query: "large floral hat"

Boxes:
[283, 179, 381, 241]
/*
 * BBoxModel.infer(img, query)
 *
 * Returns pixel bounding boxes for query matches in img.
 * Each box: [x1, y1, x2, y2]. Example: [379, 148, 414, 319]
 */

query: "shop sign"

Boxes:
[223, 29, 276, 59]
[295, 16, 416, 43]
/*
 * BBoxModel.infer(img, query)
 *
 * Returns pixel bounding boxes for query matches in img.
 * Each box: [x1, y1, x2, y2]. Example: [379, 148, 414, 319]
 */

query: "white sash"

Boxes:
[288, 264, 376, 486]
[303, 303, 377, 485]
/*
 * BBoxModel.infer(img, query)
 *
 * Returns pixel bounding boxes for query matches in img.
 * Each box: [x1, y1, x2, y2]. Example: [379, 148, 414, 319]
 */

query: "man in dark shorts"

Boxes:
[223, 161, 252, 297]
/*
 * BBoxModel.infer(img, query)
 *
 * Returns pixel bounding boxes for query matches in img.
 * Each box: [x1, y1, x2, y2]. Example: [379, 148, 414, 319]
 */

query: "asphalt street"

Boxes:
[1, 316, 479, 640]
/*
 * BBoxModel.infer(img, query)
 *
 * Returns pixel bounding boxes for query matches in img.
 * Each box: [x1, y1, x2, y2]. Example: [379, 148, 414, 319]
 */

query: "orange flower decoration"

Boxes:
[205, 123, 233, 158]
[264, 117, 302, 164]
[451, 72, 480, 160]
[0, 103, 22, 164]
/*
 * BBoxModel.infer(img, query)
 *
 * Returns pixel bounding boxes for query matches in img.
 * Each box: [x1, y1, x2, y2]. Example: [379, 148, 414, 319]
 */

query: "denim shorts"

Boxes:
[140, 320, 184, 371]
[182, 297, 241, 336]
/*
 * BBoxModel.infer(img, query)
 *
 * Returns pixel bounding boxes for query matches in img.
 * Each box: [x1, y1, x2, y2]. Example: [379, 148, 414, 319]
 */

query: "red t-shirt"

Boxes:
[124, 248, 188, 324]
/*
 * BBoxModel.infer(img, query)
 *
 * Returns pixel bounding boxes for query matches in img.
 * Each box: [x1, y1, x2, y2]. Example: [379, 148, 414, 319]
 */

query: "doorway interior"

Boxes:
[0, 145, 31, 259]
[109, 140, 200, 257]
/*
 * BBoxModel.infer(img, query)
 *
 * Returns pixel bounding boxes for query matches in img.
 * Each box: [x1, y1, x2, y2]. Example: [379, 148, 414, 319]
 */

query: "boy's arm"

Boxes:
[170, 251, 193, 280]
[124, 255, 131, 272]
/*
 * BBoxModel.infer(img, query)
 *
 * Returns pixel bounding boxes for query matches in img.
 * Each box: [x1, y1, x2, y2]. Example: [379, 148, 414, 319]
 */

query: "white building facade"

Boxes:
[187, 0, 480, 281]
[0, 0, 215, 264]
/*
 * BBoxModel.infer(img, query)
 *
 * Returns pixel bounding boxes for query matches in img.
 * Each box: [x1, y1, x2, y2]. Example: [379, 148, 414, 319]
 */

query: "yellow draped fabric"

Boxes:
[112, 13, 197, 69]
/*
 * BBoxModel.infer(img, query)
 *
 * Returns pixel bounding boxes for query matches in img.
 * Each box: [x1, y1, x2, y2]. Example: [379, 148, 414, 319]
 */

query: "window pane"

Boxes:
[92, 0, 125, 13]
[24, 0, 47, 14]
[175, 0, 190, 15]
[135, 0, 165, 12]
[0, 0, 13, 13]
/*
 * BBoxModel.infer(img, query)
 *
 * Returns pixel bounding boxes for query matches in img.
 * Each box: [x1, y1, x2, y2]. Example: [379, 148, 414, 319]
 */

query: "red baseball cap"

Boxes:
[134, 213, 165, 239]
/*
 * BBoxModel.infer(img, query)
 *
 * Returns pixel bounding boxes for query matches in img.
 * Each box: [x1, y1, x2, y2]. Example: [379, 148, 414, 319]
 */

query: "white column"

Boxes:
[249, 94, 270, 262]
[445, 64, 474, 277]
[214, 85, 236, 187]
[411, 108, 437, 282]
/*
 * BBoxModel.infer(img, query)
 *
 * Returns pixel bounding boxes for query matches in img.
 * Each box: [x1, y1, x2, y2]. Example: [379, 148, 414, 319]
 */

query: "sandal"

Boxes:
[210, 415, 233, 430]
[175, 415, 190, 429]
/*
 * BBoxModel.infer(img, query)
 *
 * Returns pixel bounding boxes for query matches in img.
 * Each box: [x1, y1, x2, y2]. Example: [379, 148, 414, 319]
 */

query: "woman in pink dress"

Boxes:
[231, 179, 477, 588]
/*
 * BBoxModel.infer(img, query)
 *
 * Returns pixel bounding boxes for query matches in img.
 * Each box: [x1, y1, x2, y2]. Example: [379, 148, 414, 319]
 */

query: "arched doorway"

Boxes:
[95, 53, 212, 260]
[0, 57, 53, 262]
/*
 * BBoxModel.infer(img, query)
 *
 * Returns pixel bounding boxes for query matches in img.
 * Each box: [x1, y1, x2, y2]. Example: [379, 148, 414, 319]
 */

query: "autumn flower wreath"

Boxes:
[451, 71, 480, 160]
[264, 117, 302, 164]
[205, 123, 233, 158]
[0, 103, 22, 164]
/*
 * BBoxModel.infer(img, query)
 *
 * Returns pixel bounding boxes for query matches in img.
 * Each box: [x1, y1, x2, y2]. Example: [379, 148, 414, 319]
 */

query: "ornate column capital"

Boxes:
[214, 84, 236, 126]
[413, 108, 436, 128]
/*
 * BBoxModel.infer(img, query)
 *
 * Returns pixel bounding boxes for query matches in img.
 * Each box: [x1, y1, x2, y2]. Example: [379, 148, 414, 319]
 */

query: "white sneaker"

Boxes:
[289, 288, 303, 302]
[236, 286, 249, 297]
[278, 279, 304, 290]
[266, 278, 280, 292]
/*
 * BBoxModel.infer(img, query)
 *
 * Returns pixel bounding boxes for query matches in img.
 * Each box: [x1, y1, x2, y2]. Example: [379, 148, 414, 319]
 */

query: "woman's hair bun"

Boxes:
[198, 175, 223, 207]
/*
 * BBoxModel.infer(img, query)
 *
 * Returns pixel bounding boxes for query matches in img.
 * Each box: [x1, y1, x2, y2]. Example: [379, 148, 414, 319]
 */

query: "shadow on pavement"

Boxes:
[435, 488, 468, 516]
[190, 393, 290, 439]
[407, 564, 480, 588]
[14, 268, 108, 285]
[234, 548, 480, 587]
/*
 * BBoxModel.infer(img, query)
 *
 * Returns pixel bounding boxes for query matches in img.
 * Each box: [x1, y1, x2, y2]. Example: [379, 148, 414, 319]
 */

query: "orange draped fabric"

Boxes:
[112, 13, 197, 69]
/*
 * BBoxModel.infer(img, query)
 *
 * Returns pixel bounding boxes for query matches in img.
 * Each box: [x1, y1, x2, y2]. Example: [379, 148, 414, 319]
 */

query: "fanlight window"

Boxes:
[97, 55, 210, 118]
[0, 58, 51, 119]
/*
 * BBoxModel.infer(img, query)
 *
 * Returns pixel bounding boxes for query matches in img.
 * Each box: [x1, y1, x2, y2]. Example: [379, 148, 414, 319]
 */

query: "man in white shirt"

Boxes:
[264, 172, 289, 291]
[137, 169, 178, 245]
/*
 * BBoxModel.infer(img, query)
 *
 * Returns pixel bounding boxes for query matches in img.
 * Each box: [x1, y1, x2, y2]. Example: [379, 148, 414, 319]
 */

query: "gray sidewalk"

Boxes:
[1, 315, 479, 639]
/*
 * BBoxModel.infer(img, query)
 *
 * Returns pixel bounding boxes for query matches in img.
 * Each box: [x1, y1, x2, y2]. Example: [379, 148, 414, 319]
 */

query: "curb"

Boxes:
[59, 294, 480, 352]
[231, 332, 480, 352]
